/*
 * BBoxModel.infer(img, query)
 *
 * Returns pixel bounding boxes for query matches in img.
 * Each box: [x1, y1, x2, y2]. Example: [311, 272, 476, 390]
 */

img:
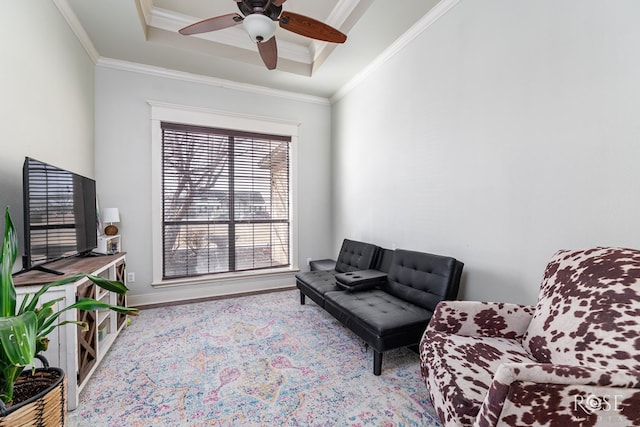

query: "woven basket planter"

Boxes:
[0, 356, 66, 427]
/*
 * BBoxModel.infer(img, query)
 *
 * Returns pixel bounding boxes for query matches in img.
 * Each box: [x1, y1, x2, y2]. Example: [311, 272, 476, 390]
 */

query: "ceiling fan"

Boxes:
[179, 0, 347, 70]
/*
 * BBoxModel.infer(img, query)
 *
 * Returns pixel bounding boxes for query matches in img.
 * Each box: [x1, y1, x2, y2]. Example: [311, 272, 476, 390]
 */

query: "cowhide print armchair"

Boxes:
[419, 247, 640, 427]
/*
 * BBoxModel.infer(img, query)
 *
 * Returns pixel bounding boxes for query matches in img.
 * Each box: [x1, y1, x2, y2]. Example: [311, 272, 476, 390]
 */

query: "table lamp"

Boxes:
[102, 208, 120, 236]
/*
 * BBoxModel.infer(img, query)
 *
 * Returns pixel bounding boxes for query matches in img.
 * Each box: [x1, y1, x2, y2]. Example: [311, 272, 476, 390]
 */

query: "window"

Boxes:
[161, 122, 291, 279]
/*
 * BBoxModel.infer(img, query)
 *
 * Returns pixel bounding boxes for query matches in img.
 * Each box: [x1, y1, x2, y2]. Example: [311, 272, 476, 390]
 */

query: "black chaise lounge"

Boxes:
[295, 239, 463, 375]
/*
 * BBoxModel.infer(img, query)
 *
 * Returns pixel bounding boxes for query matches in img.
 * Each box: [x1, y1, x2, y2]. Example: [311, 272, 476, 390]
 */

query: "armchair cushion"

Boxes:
[477, 363, 640, 426]
[421, 327, 536, 426]
[522, 247, 640, 370]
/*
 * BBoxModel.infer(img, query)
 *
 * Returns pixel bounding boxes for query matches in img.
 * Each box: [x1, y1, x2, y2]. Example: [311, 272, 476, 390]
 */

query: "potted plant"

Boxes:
[0, 207, 138, 423]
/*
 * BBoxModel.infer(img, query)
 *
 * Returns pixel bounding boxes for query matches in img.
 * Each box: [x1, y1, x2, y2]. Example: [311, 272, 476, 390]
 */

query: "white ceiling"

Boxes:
[60, 0, 441, 98]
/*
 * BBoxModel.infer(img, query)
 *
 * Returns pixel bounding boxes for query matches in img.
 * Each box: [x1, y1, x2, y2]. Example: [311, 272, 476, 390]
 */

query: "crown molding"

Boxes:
[330, 0, 461, 103]
[53, 0, 329, 105]
[309, 0, 361, 61]
[137, 0, 154, 22]
[97, 57, 330, 105]
[53, 0, 453, 106]
[52, 0, 100, 63]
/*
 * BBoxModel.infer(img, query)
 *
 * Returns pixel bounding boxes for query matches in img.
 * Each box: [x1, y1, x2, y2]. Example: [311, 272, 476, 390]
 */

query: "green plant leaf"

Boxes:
[70, 298, 138, 315]
[21, 273, 89, 313]
[0, 312, 37, 366]
[34, 302, 57, 336]
[0, 207, 19, 318]
[21, 274, 130, 316]
[17, 292, 30, 314]
[40, 320, 88, 337]
[38, 298, 139, 335]
[86, 275, 129, 294]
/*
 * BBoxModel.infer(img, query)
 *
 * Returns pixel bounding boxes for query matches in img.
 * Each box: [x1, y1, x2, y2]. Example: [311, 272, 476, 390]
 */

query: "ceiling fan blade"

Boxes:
[279, 11, 346, 43]
[272, 0, 288, 6]
[257, 37, 278, 70]
[179, 13, 243, 35]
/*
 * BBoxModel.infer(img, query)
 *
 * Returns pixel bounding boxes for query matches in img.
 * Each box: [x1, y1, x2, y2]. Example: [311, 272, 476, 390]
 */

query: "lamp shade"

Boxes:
[102, 208, 120, 224]
[243, 13, 276, 42]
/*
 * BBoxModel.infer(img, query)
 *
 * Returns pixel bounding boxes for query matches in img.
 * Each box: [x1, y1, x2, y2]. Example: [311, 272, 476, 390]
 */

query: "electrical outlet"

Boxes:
[127, 272, 135, 283]
[306, 257, 312, 266]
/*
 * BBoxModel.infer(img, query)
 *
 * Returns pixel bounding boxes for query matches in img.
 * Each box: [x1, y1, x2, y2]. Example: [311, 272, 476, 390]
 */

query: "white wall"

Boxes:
[0, 1, 95, 259]
[94, 65, 332, 306]
[331, 0, 640, 305]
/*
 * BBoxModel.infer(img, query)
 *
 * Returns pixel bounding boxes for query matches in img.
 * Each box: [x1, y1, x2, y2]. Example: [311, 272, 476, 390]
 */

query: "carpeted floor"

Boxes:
[68, 289, 442, 426]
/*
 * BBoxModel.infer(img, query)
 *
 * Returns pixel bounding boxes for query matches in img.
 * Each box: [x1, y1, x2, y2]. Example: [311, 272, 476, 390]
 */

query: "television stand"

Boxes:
[13, 253, 129, 411]
[31, 265, 65, 275]
[14, 254, 69, 276]
[12, 263, 64, 276]
[82, 251, 105, 258]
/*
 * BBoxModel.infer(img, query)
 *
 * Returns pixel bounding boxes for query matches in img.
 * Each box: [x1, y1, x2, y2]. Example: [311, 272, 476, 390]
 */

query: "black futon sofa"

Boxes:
[295, 239, 463, 375]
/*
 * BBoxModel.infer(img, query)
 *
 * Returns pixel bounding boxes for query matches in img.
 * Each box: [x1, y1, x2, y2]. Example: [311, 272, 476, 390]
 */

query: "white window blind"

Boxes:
[161, 122, 291, 279]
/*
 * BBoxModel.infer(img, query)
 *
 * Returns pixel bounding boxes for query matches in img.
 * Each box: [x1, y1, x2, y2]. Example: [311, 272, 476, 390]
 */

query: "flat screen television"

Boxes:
[21, 157, 98, 274]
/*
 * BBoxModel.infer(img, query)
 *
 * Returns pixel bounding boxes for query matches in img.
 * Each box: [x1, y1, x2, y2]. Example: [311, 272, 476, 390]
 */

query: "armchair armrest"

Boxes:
[428, 300, 535, 339]
[476, 363, 640, 427]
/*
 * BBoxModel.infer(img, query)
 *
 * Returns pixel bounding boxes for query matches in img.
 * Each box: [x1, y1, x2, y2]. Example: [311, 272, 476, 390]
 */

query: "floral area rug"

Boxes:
[68, 289, 442, 426]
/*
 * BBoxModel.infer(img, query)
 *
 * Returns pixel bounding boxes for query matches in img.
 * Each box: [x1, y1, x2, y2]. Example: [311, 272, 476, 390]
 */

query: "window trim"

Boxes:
[149, 101, 299, 287]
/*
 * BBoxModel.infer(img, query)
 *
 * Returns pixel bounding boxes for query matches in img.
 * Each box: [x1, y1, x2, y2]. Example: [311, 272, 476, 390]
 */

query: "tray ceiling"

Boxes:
[61, 0, 442, 98]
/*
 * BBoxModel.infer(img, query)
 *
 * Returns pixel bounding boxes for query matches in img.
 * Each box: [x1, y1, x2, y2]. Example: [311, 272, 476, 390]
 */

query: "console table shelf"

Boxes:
[13, 253, 129, 411]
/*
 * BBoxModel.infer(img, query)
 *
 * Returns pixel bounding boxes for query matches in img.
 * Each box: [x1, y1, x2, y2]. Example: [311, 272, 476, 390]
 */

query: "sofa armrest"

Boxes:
[427, 300, 535, 339]
[309, 259, 336, 271]
[476, 363, 640, 426]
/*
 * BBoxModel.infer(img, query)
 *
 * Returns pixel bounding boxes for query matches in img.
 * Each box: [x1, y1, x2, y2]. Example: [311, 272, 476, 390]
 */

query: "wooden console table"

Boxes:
[14, 253, 129, 411]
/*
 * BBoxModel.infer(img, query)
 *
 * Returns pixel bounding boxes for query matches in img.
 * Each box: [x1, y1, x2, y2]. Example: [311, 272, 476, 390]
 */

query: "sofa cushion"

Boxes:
[522, 247, 640, 370]
[295, 270, 341, 307]
[324, 289, 432, 350]
[420, 330, 536, 427]
[384, 249, 461, 310]
[334, 239, 379, 273]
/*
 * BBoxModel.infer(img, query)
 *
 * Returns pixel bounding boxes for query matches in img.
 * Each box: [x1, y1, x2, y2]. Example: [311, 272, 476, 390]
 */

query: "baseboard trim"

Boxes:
[132, 286, 296, 310]
[127, 278, 295, 309]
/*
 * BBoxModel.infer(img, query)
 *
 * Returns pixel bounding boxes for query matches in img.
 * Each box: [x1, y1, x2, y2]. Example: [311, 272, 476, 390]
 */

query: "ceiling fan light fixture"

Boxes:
[243, 13, 276, 42]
